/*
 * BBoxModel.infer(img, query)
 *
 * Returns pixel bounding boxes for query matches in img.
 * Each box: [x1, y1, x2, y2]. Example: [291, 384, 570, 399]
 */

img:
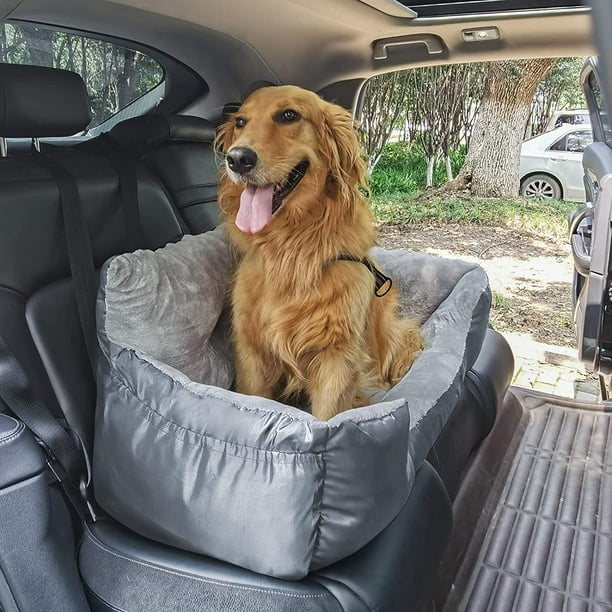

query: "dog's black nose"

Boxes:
[226, 147, 258, 175]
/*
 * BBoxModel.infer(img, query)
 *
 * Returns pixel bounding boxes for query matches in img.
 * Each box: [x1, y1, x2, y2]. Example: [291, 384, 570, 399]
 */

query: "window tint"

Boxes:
[0, 22, 164, 132]
[549, 130, 593, 152]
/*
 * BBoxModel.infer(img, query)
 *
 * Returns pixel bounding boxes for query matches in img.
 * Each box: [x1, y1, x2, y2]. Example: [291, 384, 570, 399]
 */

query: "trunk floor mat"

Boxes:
[458, 395, 612, 611]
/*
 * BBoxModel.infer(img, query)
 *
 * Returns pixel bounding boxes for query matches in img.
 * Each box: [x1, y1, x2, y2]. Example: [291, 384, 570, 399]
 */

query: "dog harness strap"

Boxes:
[337, 254, 393, 297]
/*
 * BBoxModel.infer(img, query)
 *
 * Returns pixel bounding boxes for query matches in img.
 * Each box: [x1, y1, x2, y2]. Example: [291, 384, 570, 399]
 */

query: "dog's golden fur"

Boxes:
[216, 85, 422, 420]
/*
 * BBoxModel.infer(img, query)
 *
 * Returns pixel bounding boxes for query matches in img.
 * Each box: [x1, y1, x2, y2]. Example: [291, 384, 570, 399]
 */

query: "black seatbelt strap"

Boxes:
[117, 156, 144, 252]
[31, 152, 98, 375]
[0, 335, 96, 522]
[94, 135, 145, 252]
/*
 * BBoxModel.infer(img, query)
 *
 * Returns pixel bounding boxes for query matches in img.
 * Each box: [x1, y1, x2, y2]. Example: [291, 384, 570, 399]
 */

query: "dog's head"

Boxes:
[216, 85, 367, 235]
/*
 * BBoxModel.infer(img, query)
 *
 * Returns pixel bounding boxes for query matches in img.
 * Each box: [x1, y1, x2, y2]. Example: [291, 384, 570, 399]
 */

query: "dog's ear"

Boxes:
[215, 102, 242, 154]
[214, 118, 235, 155]
[318, 102, 368, 198]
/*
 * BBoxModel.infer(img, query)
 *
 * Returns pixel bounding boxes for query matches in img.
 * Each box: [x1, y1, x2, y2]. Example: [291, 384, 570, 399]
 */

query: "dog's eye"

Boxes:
[277, 109, 301, 124]
[235, 117, 247, 128]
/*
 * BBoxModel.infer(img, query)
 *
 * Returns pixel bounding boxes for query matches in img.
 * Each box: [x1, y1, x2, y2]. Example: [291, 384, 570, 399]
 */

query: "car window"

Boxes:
[549, 130, 593, 152]
[553, 113, 590, 128]
[0, 22, 165, 134]
[586, 70, 612, 146]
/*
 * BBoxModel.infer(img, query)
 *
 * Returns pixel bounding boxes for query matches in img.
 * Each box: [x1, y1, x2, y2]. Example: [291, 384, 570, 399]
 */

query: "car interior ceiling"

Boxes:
[1, 0, 594, 113]
[0, 1, 610, 612]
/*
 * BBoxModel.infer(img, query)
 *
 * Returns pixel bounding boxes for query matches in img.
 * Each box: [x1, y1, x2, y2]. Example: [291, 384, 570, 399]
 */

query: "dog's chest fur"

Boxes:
[232, 252, 374, 371]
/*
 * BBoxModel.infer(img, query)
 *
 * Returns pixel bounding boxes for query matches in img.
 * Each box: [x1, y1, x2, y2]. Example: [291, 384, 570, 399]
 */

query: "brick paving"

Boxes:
[503, 332, 601, 402]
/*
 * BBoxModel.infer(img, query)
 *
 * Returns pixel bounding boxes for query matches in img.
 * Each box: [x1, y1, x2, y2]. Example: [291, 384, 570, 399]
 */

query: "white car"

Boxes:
[519, 124, 593, 201]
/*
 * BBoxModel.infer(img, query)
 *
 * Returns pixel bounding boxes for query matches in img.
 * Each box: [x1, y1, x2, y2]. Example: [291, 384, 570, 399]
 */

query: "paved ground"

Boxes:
[503, 331, 602, 401]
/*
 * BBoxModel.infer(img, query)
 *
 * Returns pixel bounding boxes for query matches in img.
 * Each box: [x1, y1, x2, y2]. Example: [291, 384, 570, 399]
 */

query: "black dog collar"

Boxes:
[337, 254, 393, 297]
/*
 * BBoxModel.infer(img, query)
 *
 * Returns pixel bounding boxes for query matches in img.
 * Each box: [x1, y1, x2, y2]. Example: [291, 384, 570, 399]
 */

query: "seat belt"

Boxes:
[0, 335, 96, 522]
[86, 134, 145, 252]
[4, 147, 102, 521]
[31, 151, 99, 375]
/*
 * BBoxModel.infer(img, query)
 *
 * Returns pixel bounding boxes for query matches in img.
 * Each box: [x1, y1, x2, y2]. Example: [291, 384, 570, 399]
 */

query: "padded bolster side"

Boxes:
[311, 462, 452, 612]
[0, 414, 45, 489]
[0, 64, 91, 137]
[468, 327, 515, 431]
[109, 114, 216, 153]
[426, 328, 514, 499]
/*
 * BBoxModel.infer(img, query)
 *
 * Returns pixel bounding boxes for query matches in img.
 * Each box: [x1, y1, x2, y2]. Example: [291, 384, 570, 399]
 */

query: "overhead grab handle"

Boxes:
[372, 34, 445, 60]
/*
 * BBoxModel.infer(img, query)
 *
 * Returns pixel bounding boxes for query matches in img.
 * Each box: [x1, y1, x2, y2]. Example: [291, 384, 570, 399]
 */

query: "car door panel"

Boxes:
[572, 57, 612, 386]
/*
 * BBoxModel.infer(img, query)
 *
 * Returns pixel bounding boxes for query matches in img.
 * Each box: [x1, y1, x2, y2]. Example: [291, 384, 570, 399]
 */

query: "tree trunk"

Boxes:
[454, 59, 555, 198]
[445, 154, 453, 181]
[426, 155, 436, 188]
[117, 48, 138, 110]
[20, 25, 54, 67]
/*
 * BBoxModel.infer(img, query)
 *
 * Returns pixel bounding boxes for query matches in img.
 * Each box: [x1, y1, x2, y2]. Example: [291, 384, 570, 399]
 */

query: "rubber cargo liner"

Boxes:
[459, 394, 612, 611]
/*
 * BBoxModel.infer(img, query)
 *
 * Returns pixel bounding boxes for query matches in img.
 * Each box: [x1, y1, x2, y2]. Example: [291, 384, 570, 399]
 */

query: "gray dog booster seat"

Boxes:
[93, 225, 490, 579]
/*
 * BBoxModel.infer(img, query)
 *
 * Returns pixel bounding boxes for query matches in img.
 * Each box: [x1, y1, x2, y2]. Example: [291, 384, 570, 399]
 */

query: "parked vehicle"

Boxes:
[520, 124, 593, 200]
[0, 2, 609, 612]
[544, 108, 590, 131]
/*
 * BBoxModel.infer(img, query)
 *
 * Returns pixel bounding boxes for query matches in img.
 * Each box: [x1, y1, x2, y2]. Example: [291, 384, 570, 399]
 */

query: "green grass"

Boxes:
[491, 292, 513, 313]
[370, 192, 576, 239]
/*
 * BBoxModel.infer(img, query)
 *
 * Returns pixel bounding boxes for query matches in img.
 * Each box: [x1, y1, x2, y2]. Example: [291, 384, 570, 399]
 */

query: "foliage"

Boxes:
[527, 57, 587, 136]
[405, 64, 484, 185]
[0, 23, 163, 127]
[370, 192, 575, 239]
[361, 64, 483, 179]
[370, 142, 465, 195]
[360, 72, 413, 171]
[362, 57, 585, 196]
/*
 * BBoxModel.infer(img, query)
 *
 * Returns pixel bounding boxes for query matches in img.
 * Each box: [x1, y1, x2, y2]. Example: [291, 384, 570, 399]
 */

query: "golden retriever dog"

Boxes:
[216, 85, 422, 420]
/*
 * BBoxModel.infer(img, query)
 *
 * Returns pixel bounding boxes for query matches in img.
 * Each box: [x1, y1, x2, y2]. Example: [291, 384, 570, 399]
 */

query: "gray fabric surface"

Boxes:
[94, 227, 490, 579]
[104, 225, 233, 388]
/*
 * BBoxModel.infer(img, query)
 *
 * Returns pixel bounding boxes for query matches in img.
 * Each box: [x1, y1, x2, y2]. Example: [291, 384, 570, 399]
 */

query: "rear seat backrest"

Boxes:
[105, 114, 220, 234]
[0, 64, 190, 452]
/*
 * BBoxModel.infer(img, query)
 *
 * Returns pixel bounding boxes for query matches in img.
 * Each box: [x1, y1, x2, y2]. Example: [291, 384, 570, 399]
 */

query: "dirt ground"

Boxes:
[377, 222, 575, 347]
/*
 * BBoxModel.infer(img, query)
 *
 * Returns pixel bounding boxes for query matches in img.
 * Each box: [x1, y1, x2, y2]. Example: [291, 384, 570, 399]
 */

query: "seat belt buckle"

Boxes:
[43, 438, 98, 523]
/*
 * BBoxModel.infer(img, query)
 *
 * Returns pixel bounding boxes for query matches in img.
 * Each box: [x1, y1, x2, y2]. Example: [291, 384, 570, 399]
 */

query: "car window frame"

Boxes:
[3, 20, 208, 137]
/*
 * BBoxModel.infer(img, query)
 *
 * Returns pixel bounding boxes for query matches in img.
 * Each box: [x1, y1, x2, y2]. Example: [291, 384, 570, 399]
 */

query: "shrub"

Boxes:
[370, 141, 466, 195]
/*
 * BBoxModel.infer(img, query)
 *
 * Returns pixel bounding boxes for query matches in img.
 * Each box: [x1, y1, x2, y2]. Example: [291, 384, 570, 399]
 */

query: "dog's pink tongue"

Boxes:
[235, 184, 275, 234]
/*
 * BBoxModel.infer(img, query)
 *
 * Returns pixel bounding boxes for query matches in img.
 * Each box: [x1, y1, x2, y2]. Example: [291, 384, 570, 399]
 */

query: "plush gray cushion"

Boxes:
[93, 227, 490, 579]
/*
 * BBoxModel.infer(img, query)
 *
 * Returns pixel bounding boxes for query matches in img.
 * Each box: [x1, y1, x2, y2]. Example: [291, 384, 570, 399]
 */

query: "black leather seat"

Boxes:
[0, 63, 513, 612]
[102, 114, 220, 234]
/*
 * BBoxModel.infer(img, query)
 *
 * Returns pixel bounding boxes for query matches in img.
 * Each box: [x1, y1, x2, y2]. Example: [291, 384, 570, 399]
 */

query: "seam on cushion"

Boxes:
[0, 285, 27, 302]
[177, 197, 217, 209]
[0, 419, 25, 445]
[108, 368, 320, 462]
[115, 340, 407, 430]
[84, 528, 332, 600]
[117, 349, 409, 429]
[82, 587, 127, 612]
[0, 568, 20, 611]
[310, 446, 328, 564]
[174, 183, 217, 193]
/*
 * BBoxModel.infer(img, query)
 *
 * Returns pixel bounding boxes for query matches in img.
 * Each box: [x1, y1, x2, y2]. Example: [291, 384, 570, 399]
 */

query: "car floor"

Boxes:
[443, 387, 612, 612]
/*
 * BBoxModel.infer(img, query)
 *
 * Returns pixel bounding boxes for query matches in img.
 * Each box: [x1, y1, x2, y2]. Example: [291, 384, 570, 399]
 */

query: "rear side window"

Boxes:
[549, 130, 593, 152]
[0, 22, 165, 134]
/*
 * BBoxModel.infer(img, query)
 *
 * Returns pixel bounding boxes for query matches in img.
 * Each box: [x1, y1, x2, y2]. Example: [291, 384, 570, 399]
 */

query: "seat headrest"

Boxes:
[108, 114, 216, 155]
[0, 64, 91, 137]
